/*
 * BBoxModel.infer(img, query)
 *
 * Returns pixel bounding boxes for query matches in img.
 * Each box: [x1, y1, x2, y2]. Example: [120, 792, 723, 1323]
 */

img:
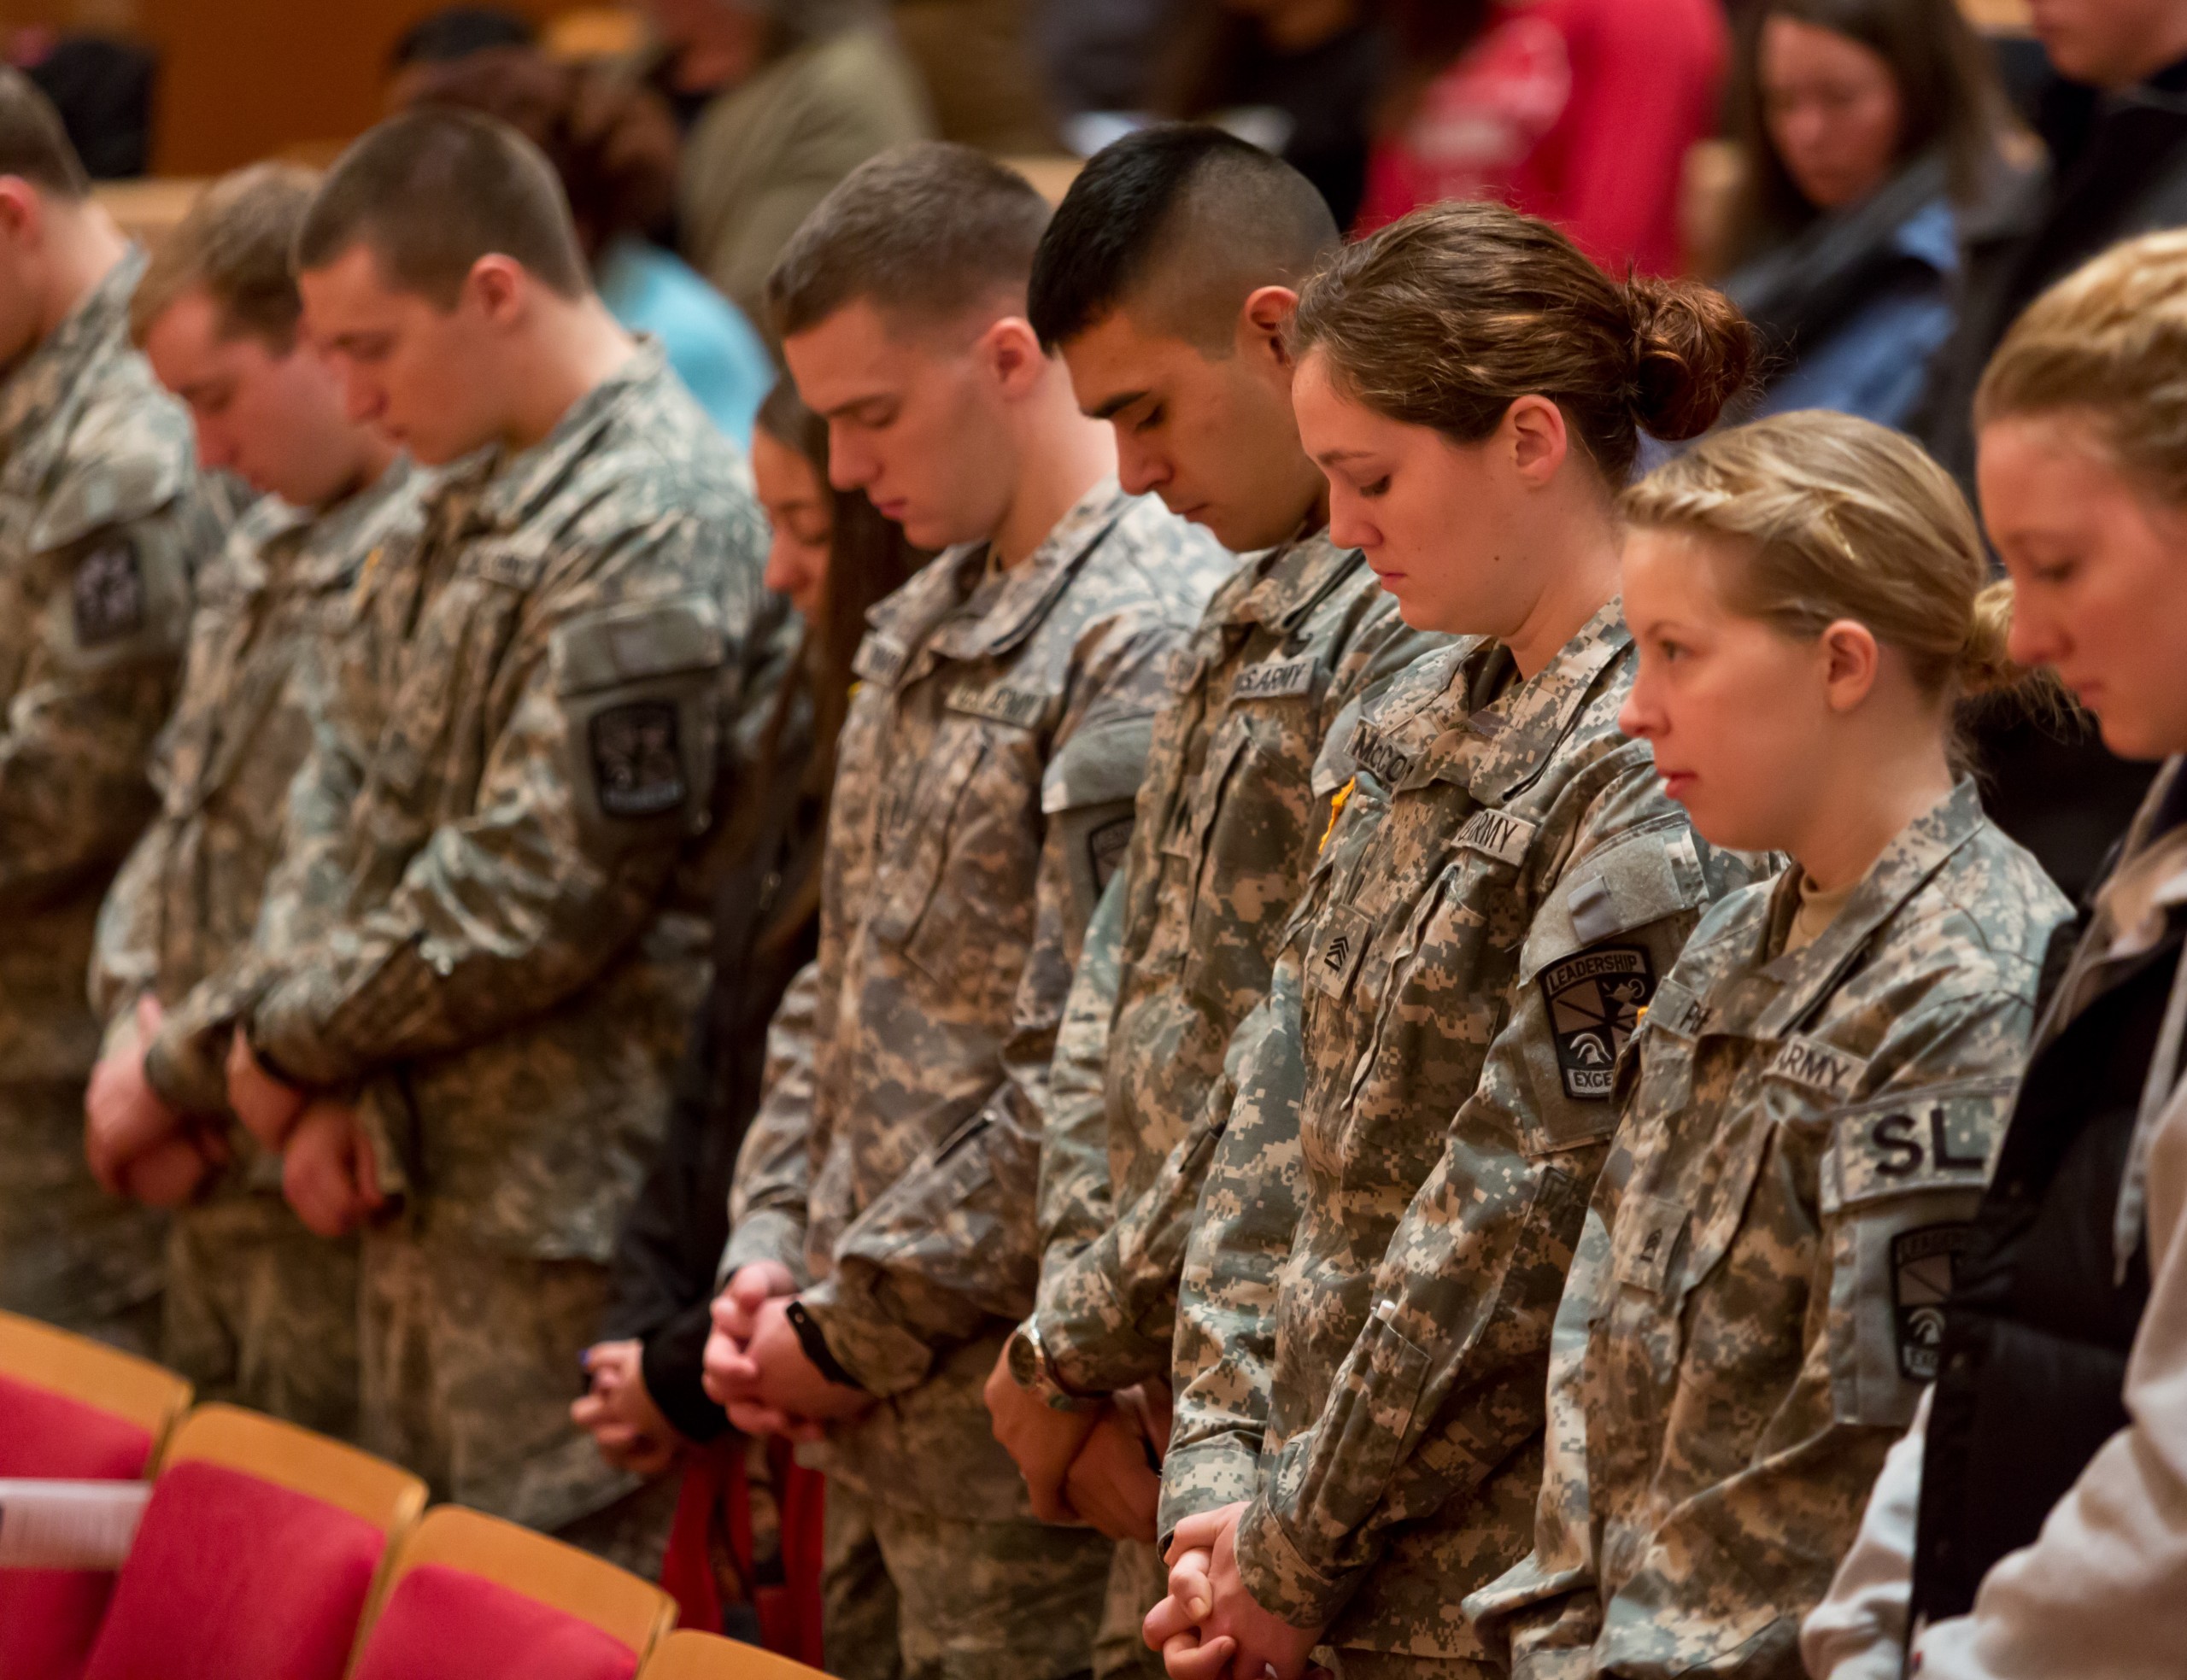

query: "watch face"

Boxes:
[1008, 1328, 1042, 1390]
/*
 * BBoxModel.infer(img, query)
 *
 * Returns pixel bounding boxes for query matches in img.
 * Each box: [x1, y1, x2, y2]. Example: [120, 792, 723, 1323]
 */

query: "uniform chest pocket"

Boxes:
[870, 735, 990, 952]
[370, 568, 531, 811]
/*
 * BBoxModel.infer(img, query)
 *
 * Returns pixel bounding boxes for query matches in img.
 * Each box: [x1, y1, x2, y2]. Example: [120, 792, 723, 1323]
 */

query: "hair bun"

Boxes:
[1625, 274, 1757, 442]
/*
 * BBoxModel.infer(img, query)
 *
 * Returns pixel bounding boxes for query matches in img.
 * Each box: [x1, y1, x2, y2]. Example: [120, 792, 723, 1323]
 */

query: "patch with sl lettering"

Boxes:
[1456, 806, 1538, 869]
[946, 682, 1047, 729]
[1231, 654, 1318, 703]
[1539, 946, 1656, 1100]
[1829, 1089, 2003, 1211]
[1891, 1223, 1970, 1381]
[1089, 815, 1134, 893]
[71, 540, 146, 647]
[589, 700, 687, 818]
[1310, 904, 1375, 1001]
[1347, 717, 1415, 789]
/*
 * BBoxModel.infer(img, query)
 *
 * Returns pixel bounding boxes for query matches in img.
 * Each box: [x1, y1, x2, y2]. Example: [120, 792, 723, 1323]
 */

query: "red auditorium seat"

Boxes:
[78, 1403, 424, 1680]
[0, 1311, 191, 1680]
[350, 1505, 676, 1680]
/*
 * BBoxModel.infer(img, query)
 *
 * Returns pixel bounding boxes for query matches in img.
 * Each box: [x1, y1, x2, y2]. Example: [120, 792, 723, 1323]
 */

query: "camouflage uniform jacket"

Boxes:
[723, 482, 1228, 1519]
[1465, 781, 2071, 1679]
[0, 250, 222, 1096]
[91, 460, 425, 1062]
[1163, 605, 1764, 1660]
[1029, 530, 1439, 1396]
[145, 343, 791, 1261]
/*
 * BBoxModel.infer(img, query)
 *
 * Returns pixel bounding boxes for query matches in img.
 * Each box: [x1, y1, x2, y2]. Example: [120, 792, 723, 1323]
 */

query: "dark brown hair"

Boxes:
[765, 142, 1052, 340]
[131, 164, 319, 350]
[397, 47, 678, 264]
[1727, 0, 2008, 266]
[295, 108, 590, 306]
[1292, 200, 1756, 485]
[0, 68, 88, 202]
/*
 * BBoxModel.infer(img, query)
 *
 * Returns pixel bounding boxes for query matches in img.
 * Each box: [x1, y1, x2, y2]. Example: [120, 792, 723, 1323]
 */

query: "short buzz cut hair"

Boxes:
[131, 163, 320, 350]
[293, 108, 589, 307]
[1029, 126, 1340, 354]
[766, 142, 1053, 341]
[0, 67, 90, 201]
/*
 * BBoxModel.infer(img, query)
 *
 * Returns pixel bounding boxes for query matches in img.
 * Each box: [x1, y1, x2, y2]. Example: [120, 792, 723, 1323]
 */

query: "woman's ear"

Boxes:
[1505, 395, 1571, 486]
[1818, 618, 1881, 713]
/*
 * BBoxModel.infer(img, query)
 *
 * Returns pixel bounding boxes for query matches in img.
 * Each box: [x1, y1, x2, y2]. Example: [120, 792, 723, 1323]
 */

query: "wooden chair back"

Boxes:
[640, 1629, 830, 1680]
[0, 1310, 191, 1464]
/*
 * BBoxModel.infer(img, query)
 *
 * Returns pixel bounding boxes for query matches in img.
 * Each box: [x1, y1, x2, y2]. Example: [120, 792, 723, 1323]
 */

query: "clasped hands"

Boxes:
[1142, 1502, 1328, 1680]
[982, 1343, 1168, 1544]
[700, 1261, 877, 1441]
[83, 999, 384, 1236]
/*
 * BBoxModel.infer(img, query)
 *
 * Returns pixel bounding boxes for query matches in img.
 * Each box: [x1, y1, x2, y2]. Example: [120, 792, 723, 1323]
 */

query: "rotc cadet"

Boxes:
[140, 111, 789, 1565]
[700, 143, 1229, 1679]
[0, 69, 227, 1354]
[1145, 202, 1766, 1680]
[83, 164, 425, 1437]
[977, 127, 1441, 1677]
[1461, 412, 2073, 1677]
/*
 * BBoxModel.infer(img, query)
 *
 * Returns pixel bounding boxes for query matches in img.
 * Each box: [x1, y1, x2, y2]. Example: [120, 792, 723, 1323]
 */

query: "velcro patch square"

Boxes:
[589, 700, 687, 818]
[1540, 945, 1656, 1100]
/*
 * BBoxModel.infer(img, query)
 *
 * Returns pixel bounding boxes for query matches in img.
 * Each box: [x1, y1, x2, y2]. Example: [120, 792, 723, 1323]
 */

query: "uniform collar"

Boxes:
[918, 478, 1134, 664]
[461, 339, 668, 535]
[0, 245, 142, 466]
[1710, 777, 1988, 1039]
[1226, 527, 1367, 635]
[1404, 599, 1631, 802]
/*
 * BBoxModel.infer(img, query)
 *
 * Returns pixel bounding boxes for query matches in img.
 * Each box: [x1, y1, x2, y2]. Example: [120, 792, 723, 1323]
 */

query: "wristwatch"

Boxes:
[1005, 1319, 1102, 1413]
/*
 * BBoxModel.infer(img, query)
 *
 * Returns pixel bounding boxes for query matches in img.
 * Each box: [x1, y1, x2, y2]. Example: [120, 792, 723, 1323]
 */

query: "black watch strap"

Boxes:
[785, 1300, 865, 1394]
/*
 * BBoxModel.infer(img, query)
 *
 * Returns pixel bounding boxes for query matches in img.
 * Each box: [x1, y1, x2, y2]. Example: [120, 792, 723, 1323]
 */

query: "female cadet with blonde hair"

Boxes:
[1146, 200, 1766, 1680]
[1804, 228, 2187, 1680]
[1463, 410, 2072, 1677]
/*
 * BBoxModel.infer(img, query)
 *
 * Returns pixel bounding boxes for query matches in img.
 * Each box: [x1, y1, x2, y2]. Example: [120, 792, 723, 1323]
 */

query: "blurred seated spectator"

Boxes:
[577, 376, 922, 1649]
[1037, 0, 1173, 117]
[890, 0, 1057, 152]
[401, 46, 775, 445]
[1156, 0, 1391, 228]
[636, 0, 931, 331]
[8, 26, 154, 178]
[1721, 0, 2014, 429]
[384, 6, 536, 111]
[1359, 0, 1727, 273]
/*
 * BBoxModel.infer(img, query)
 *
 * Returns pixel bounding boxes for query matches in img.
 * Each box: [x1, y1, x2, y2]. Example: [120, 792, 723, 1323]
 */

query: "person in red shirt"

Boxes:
[1360, 0, 1728, 275]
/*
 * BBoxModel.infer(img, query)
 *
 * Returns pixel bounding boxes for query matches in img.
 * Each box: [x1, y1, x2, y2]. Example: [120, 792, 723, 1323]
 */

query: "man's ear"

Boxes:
[1238, 285, 1301, 369]
[0, 178, 44, 248]
[982, 314, 1048, 399]
[1819, 619, 1882, 713]
[1505, 394, 1571, 487]
[463, 254, 527, 327]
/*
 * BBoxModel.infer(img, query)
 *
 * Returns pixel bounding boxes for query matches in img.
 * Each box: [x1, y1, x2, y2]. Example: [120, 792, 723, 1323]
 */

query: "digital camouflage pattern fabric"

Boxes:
[0, 249, 226, 1349]
[1029, 530, 1439, 1401]
[93, 460, 428, 1433]
[1163, 606, 1768, 1666]
[724, 481, 1228, 1542]
[146, 343, 791, 1534]
[1466, 780, 2071, 1679]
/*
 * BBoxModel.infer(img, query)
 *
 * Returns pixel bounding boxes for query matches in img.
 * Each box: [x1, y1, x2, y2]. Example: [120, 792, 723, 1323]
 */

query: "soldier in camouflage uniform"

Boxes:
[0, 73, 228, 1355]
[1149, 206, 1764, 1680]
[85, 166, 428, 1437]
[1467, 416, 2073, 1677]
[975, 130, 1441, 1679]
[704, 145, 1229, 1679]
[142, 114, 789, 1565]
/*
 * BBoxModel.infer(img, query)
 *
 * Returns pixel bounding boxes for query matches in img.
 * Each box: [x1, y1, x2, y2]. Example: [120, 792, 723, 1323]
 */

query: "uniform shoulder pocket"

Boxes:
[550, 594, 728, 846]
[1045, 710, 1156, 929]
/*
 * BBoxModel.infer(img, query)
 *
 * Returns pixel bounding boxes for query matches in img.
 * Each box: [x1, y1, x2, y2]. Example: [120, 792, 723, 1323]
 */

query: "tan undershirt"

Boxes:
[1785, 873, 1861, 956]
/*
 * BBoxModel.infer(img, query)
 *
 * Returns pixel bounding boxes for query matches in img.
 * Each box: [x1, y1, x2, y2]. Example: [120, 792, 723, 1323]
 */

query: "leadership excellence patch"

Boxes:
[1539, 945, 1656, 1100]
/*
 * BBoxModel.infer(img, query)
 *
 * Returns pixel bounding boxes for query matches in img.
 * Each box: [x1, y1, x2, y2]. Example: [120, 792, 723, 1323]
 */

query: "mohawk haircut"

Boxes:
[0, 68, 89, 201]
[766, 142, 1052, 341]
[1029, 126, 1340, 354]
[132, 163, 320, 350]
[293, 109, 589, 307]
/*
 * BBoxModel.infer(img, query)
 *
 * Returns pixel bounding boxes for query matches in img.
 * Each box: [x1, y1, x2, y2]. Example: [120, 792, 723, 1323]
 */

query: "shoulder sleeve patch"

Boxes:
[1822, 1082, 2013, 1214]
[1539, 946, 1657, 1101]
[71, 538, 148, 647]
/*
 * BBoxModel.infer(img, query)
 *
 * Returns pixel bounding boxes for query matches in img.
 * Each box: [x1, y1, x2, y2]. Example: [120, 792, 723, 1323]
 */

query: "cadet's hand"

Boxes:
[1144, 1547, 1234, 1680]
[228, 1029, 307, 1150]
[281, 1100, 386, 1238]
[1063, 1407, 1160, 1542]
[701, 1261, 798, 1404]
[984, 1341, 1100, 1524]
[85, 994, 186, 1192]
[1167, 1503, 1324, 1680]
[572, 1340, 681, 1478]
[741, 1297, 877, 1427]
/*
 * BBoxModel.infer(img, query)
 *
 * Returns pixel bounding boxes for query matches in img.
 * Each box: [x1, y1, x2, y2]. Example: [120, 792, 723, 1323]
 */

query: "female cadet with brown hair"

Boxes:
[1146, 200, 1765, 1680]
[1462, 412, 2072, 1677]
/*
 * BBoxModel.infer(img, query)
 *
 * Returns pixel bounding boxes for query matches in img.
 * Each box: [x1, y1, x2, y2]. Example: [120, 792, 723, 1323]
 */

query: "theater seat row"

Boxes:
[0, 1310, 816, 1680]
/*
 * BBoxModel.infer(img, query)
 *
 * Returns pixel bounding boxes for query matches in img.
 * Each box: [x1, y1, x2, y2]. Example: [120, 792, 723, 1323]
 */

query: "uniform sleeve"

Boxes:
[0, 480, 201, 909]
[1230, 781, 1716, 1632]
[1802, 1390, 1926, 1680]
[722, 957, 824, 1284]
[242, 527, 736, 1086]
[1035, 866, 1128, 1295]
[1160, 969, 1308, 1537]
[88, 813, 171, 1033]
[799, 622, 1179, 1398]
